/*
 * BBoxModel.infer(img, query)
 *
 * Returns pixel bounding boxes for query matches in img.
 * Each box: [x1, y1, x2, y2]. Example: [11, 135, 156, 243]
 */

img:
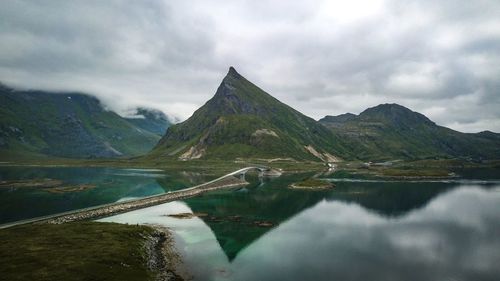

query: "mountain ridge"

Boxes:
[0, 84, 170, 159]
[2, 69, 499, 162]
[152, 67, 348, 161]
[152, 68, 500, 162]
[320, 103, 500, 160]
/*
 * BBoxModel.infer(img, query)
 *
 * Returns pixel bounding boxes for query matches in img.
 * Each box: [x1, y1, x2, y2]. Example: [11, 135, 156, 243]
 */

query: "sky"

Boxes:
[1, 0, 499, 132]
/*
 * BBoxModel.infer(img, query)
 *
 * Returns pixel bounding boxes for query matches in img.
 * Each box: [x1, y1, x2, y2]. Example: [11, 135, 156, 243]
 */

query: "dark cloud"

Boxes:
[1, 0, 499, 132]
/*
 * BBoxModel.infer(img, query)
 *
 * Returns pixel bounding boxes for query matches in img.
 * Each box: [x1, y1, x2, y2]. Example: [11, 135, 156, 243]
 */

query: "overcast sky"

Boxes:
[1, 0, 499, 132]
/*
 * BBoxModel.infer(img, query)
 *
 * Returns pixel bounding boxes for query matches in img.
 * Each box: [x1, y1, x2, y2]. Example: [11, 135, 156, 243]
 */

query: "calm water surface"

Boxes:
[101, 173, 500, 281]
[0, 166, 213, 224]
[2, 166, 499, 280]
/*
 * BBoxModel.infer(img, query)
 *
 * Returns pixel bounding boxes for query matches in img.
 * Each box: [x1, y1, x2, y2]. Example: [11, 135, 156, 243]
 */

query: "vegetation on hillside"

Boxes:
[320, 103, 500, 161]
[0, 84, 169, 159]
[151, 67, 350, 161]
[1, 70, 499, 164]
[0, 222, 163, 281]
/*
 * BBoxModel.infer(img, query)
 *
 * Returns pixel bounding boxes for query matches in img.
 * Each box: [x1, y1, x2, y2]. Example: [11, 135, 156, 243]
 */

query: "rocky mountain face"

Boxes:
[0, 84, 169, 159]
[151, 67, 348, 161]
[320, 104, 500, 160]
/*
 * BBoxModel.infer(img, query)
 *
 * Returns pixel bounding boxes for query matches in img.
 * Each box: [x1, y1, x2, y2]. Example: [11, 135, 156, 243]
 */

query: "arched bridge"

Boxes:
[224, 166, 282, 181]
[179, 166, 282, 191]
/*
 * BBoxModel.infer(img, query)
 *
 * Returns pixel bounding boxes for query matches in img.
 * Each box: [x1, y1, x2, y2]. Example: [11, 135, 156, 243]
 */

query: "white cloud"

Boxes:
[386, 62, 444, 96]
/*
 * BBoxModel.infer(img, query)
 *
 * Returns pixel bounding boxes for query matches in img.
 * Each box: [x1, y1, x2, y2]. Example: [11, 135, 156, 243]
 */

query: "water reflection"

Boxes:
[182, 179, 463, 260]
[0, 166, 214, 224]
[231, 186, 500, 281]
[326, 181, 458, 217]
[102, 174, 500, 281]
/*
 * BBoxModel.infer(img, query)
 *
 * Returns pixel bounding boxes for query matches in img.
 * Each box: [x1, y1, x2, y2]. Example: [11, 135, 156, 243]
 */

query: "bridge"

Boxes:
[225, 166, 282, 181]
[0, 166, 282, 229]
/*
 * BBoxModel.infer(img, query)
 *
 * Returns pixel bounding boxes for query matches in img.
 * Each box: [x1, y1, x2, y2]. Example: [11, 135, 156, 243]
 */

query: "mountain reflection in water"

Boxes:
[101, 174, 500, 281]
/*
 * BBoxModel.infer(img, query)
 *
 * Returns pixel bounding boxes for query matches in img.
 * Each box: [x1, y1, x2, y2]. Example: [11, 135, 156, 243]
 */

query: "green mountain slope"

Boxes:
[151, 67, 349, 161]
[320, 103, 500, 160]
[0, 83, 169, 159]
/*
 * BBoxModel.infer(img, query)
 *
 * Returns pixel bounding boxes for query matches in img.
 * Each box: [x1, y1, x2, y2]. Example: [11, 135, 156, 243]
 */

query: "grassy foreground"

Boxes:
[0, 222, 157, 281]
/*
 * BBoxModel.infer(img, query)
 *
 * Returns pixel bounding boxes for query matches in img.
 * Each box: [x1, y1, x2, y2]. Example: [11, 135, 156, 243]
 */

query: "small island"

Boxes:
[289, 179, 335, 190]
[0, 179, 97, 193]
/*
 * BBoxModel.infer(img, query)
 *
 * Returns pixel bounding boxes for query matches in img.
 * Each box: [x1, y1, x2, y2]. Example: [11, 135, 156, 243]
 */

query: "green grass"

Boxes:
[3, 146, 319, 182]
[290, 178, 334, 189]
[378, 167, 451, 178]
[0, 222, 156, 281]
[330, 159, 500, 179]
[3, 150, 498, 179]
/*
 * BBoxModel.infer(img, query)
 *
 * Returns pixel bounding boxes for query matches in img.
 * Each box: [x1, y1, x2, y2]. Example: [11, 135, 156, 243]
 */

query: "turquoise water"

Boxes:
[101, 174, 500, 281]
[2, 166, 499, 280]
[0, 166, 213, 224]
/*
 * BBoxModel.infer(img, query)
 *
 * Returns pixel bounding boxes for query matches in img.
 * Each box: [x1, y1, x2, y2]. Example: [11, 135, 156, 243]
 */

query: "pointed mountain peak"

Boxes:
[153, 67, 342, 161]
[226, 66, 242, 79]
[210, 66, 275, 115]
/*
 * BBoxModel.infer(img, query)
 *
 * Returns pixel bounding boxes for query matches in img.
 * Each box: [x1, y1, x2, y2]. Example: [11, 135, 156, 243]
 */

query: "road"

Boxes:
[0, 166, 280, 229]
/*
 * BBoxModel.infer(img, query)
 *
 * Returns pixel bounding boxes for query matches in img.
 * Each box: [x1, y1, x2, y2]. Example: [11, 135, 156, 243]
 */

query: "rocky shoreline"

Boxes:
[144, 225, 188, 281]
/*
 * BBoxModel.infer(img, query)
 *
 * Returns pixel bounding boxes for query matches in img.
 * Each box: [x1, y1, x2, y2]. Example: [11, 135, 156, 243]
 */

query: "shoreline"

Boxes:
[0, 167, 279, 228]
[145, 224, 189, 281]
[289, 183, 334, 190]
[44, 176, 249, 225]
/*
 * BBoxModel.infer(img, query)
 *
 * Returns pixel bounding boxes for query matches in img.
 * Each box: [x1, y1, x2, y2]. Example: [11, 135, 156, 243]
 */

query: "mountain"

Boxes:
[319, 113, 356, 125]
[124, 107, 170, 136]
[319, 103, 500, 160]
[0, 83, 170, 159]
[151, 67, 349, 161]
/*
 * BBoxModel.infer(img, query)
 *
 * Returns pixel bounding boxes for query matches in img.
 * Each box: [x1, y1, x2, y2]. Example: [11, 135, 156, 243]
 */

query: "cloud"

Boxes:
[0, 0, 499, 132]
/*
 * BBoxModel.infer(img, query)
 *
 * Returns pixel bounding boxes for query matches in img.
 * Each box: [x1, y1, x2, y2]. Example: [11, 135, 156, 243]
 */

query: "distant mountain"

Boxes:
[124, 107, 170, 136]
[151, 67, 349, 161]
[320, 103, 500, 160]
[319, 113, 356, 125]
[0, 83, 170, 159]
